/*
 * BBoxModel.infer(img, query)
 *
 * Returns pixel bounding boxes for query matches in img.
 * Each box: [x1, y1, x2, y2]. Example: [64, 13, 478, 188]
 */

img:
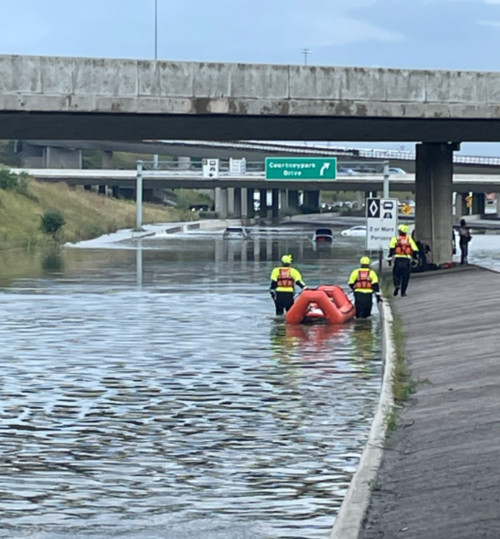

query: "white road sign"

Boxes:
[366, 198, 398, 250]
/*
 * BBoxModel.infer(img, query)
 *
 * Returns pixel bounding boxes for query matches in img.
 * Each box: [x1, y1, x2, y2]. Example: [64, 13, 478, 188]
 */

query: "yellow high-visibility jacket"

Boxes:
[348, 268, 379, 294]
[389, 234, 419, 259]
[270, 266, 305, 292]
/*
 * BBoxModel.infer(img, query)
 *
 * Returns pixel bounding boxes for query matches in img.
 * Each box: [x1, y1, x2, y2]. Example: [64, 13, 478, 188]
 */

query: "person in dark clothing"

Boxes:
[413, 240, 432, 272]
[457, 219, 472, 264]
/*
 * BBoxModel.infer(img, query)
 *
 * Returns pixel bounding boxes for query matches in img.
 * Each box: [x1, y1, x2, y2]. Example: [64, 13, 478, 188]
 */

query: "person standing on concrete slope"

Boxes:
[269, 254, 306, 315]
[348, 256, 382, 318]
[457, 218, 472, 264]
[388, 224, 419, 297]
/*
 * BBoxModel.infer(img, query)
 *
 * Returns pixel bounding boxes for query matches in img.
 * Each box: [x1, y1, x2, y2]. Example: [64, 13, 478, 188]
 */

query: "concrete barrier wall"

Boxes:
[1, 55, 500, 118]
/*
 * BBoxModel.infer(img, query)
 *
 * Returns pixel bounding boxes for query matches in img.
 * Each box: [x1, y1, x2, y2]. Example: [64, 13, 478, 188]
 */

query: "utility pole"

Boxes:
[302, 48, 311, 65]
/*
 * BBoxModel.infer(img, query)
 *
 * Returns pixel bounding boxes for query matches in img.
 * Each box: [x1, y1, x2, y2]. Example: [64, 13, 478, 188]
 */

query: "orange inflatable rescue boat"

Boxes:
[286, 285, 356, 325]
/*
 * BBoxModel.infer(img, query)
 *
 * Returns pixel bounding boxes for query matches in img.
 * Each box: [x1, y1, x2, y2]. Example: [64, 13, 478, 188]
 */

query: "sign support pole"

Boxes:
[136, 160, 143, 230]
[383, 161, 390, 198]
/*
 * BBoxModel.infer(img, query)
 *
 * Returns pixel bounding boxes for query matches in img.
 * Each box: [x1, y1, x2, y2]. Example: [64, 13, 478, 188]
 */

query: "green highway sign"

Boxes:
[265, 157, 337, 180]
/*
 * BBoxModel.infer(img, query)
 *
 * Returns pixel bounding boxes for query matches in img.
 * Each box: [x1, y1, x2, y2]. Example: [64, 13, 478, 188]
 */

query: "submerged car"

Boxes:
[340, 225, 367, 237]
[312, 228, 333, 243]
[222, 226, 251, 240]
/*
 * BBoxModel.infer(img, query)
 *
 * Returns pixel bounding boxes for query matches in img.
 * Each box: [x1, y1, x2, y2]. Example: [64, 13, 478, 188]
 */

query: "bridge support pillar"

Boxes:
[227, 187, 235, 216]
[356, 191, 365, 209]
[44, 146, 83, 169]
[19, 142, 44, 167]
[455, 193, 465, 217]
[99, 150, 114, 196]
[246, 188, 255, 219]
[280, 190, 288, 211]
[215, 188, 229, 219]
[272, 188, 279, 224]
[288, 190, 299, 210]
[233, 188, 242, 218]
[102, 151, 113, 169]
[472, 192, 485, 215]
[415, 142, 457, 265]
[259, 189, 267, 220]
[303, 190, 320, 212]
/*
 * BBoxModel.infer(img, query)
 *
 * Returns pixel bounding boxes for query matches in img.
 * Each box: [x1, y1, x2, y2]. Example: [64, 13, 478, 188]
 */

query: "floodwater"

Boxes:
[0, 224, 382, 539]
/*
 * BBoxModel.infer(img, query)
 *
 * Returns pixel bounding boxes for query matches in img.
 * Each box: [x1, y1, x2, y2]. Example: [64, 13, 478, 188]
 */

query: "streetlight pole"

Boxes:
[154, 0, 158, 60]
[302, 48, 311, 65]
[153, 0, 159, 168]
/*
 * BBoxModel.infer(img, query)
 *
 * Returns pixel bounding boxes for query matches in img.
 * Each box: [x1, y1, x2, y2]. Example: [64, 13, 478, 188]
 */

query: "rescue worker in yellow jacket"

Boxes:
[269, 254, 306, 315]
[348, 256, 382, 319]
[388, 224, 419, 297]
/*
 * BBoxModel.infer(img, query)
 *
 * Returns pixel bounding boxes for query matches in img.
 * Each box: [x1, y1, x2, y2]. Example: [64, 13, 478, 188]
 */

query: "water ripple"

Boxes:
[0, 237, 381, 538]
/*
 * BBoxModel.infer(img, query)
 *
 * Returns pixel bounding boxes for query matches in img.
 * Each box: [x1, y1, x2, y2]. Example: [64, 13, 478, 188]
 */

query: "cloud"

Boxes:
[286, 14, 403, 48]
[163, 1, 402, 55]
[477, 19, 500, 25]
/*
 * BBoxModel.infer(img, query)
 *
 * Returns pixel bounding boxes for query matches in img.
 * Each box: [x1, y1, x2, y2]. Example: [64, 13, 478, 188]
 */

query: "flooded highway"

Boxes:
[0, 224, 382, 538]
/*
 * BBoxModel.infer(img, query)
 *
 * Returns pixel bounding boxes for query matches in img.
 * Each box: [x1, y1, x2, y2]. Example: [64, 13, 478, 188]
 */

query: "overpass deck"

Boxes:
[12, 168, 500, 193]
[359, 265, 500, 538]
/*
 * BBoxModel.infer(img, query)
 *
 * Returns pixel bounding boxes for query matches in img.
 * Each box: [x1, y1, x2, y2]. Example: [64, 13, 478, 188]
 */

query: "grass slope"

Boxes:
[0, 180, 195, 250]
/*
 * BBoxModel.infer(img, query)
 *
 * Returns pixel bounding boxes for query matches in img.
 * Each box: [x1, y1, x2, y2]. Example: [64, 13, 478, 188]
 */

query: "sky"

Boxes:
[3, 0, 500, 156]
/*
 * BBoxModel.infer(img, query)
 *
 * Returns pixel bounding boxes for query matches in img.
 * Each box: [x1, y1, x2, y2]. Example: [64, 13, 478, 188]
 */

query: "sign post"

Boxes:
[265, 157, 337, 180]
[366, 198, 398, 273]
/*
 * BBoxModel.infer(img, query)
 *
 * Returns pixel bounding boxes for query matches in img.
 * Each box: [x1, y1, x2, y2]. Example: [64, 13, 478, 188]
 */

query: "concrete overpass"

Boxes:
[12, 167, 495, 220]
[3, 55, 500, 142]
[14, 168, 500, 193]
[17, 139, 500, 176]
[6, 54, 500, 262]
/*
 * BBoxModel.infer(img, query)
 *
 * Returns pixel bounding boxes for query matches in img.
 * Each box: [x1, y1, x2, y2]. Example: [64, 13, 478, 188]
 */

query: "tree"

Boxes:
[40, 209, 66, 241]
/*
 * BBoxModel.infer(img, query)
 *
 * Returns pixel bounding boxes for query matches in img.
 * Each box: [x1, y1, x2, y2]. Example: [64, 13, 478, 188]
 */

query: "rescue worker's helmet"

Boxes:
[360, 256, 371, 266]
[281, 254, 293, 264]
[398, 224, 408, 234]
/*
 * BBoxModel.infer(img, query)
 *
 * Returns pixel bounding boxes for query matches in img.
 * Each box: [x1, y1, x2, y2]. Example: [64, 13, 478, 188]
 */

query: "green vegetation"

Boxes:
[0, 176, 196, 251]
[0, 168, 29, 192]
[381, 274, 420, 434]
[40, 209, 66, 240]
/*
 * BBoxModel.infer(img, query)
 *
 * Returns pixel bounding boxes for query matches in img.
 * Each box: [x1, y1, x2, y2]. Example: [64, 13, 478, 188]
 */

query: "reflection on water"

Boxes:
[41, 244, 65, 274]
[0, 227, 382, 538]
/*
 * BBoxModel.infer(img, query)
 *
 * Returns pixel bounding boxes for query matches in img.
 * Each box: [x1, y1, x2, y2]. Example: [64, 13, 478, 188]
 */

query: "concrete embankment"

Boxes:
[67, 218, 239, 247]
[334, 265, 500, 538]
